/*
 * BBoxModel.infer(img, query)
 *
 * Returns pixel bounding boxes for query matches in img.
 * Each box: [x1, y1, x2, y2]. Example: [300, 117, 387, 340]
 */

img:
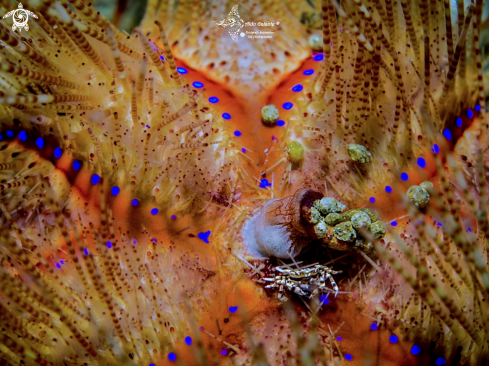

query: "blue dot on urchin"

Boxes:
[151, 208, 158, 215]
[277, 120, 285, 126]
[370, 323, 378, 330]
[443, 128, 452, 140]
[467, 109, 473, 118]
[400, 172, 408, 181]
[336, 336, 342, 341]
[229, 306, 238, 313]
[385, 185, 392, 193]
[83, 248, 89, 255]
[106, 241, 112, 249]
[177, 67, 188, 74]
[292, 84, 303, 92]
[192, 81, 203, 88]
[198, 231, 211, 244]
[19, 131, 27, 141]
[411, 345, 421, 355]
[131, 199, 139, 206]
[221, 349, 228, 356]
[234, 130, 241, 137]
[435, 357, 446, 365]
[36, 137, 44, 149]
[456, 117, 463, 127]
[209, 96, 219, 103]
[6, 130, 14, 138]
[111, 186, 120, 196]
[222, 112, 231, 120]
[389, 334, 398, 343]
[319, 294, 329, 304]
[73, 160, 81, 171]
[369, 197, 376, 203]
[303, 69, 314, 76]
[313, 54, 324, 61]
[282, 102, 293, 110]
[185, 336, 192, 345]
[168, 352, 177, 361]
[432, 144, 440, 154]
[91, 174, 100, 185]
[54, 147, 62, 159]
[345, 354, 352, 361]
[171, 215, 176, 220]
[475, 104, 481, 112]
[417, 157, 426, 168]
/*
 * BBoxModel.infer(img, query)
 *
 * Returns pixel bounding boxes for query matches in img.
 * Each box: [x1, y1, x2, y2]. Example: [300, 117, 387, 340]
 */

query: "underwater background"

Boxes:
[1, 0, 489, 365]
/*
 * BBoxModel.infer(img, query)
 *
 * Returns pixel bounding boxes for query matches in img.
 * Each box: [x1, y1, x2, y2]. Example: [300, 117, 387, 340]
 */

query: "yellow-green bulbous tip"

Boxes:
[287, 141, 304, 163]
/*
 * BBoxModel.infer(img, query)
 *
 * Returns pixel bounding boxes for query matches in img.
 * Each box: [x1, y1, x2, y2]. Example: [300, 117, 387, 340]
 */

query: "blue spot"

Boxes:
[54, 147, 62, 159]
[107, 241, 112, 249]
[389, 335, 398, 343]
[0, 134, 3, 140]
[417, 157, 426, 168]
[369, 197, 376, 203]
[385, 186, 392, 193]
[198, 230, 211, 244]
[185, 336, 192, 345]
[468, 227, 472, 232]
[56, 262, 61, 269]
[260, 179, 271, 188]
[146, 124, 150, 128]
[151, 208, 158, 215]
[73, 160, 81, 171]
[229, 306, 238, 313]
[234, 130, 241, 137]
[171, 215, 176, 220]
[437, 222, 443, 227]
[401, 172, 408, 181]
[435, 357, 446, 365]
[303, 69, 314, 76]
[277, 120, 285, 126]
[467, 109, 473, 118]
[209, 96, 219, 103]
[242, 148, 246, 153]
[443, 128, 452, 140]
[160, 55, 165, 61]
[313, 54, 324, 61]
[292, 84, 303, 92]
[168, 352, 177, 362]
[131, 199, 139, 206]
[149, 364, 156, 366]
[111, 186, 120, 196]
[475, 104, 481, 112]
[192, 81, 204, 88]
[35, 137, 44, 149]
[177, 67, 188, 74]
[432, 144, 440, 154]
[19, 131, 27, 141]
[456, 117, 463, 127]
[91, 174, 100, 185]
[282, 102, 293, 110]
[319, 294, 329, 304]
[6, 130, 14, 138]
[336, 336, 342, 341]
[60, 259, 65, 265]
[221, 349, 228, 356]
[153, 238, 157, 243]
[83, 248, 89, 255]
[222, 112, 231, 120]
[391, 221, 398, 226]
[345, 354, 352, 361]
[371, 323, 378, 330]
[411, 344, 421, 355]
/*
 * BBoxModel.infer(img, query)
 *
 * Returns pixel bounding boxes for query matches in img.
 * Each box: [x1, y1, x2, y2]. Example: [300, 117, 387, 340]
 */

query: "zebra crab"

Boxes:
[262, 264, 341, 302]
